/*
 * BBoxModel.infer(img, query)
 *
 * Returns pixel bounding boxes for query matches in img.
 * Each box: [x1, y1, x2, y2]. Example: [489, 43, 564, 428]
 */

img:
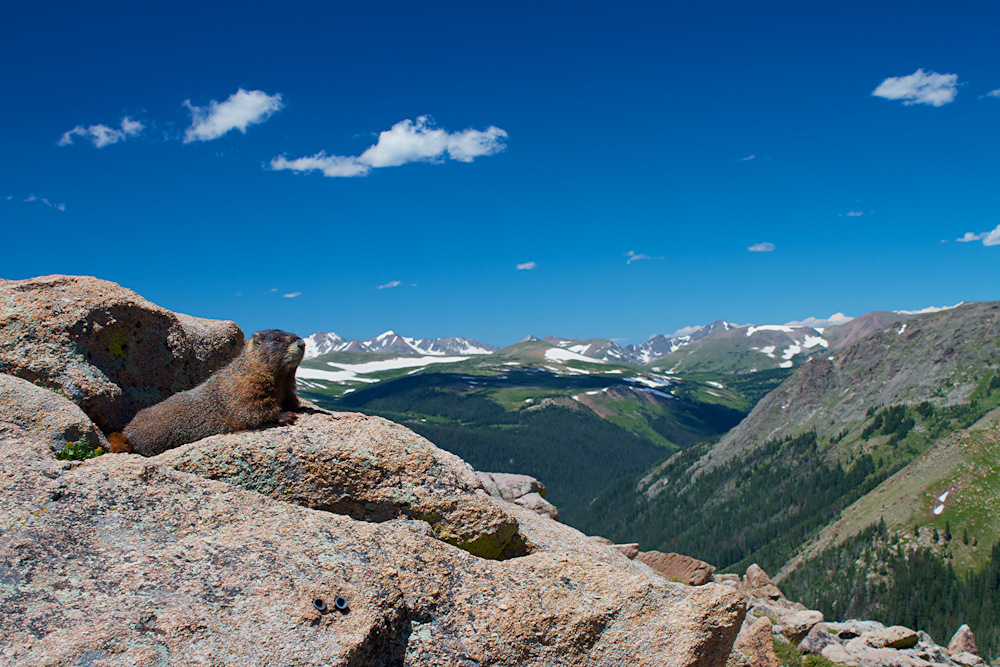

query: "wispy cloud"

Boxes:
[624, 250, 663, 264]
[984, 89, 1000, 98]
[741, 154, 756, 161]
[18, 194, 66, 211]
[184, 89, 283, 143]
[845, 211, 864, 217]
[269, 153, 369, 177]
[748, 242, 775, 252]
[377, 280, 402, 290]
[516, 261, 536, 270]
[957, 226, 1000, 247]
[269, 116, 507, 178]
[58, 116, 143, 148]
[283, 292, 301, 298]
[872, 69, 958, 107]
[956, 232, 986, 243]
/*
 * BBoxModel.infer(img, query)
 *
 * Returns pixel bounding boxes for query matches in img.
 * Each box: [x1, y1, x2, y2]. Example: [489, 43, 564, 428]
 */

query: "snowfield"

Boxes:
[544, 347, 606, 364]
[296, 356, 468, 384]
[746, 324, 796, 337]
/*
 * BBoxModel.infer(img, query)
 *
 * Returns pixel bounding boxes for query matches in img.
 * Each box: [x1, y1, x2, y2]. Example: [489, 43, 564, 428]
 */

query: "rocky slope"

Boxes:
[0, 275, 747, 667]
[699, 301, 1000, 475]
[575, 301, 1000, 587]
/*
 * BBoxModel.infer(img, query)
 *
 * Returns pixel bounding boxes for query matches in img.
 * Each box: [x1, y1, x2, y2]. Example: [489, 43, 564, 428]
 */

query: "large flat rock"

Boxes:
[156, 410, 526, 560]
[1, 421, 747, 666]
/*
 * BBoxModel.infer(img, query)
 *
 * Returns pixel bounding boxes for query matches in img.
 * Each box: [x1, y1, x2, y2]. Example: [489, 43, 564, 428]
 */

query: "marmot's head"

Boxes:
[245, 329, 305, 371]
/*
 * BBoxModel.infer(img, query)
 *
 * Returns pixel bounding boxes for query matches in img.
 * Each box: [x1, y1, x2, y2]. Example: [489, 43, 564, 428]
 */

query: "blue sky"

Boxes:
[2, 1, 998, 347]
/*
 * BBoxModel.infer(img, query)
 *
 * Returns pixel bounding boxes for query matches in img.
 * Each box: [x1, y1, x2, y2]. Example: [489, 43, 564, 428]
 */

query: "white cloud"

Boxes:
[872, 69, 958, 107]
[377, 280, 402, 290]
[984, 225, 1000, 247]
[985, 90, 1000, 98]
[845, 211, 863, 217]
[625, 250, 663, 264]
[270, 153, 370, 178]
[748, 242, 775, 252]
[21, 194, 66, 211]
[58, 116, 144, 148]
[956, 226, 1000, 246]
[283, 292, 301, 298]
[270, 116, 507, 178]
[183, 89, 283, 143]
[956, 231, 987, 243]
[517, 261, 536, 270]
[741, 154, 756, 161]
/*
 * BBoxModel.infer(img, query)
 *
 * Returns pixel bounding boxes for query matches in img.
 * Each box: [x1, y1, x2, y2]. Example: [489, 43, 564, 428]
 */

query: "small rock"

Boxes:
[715, 573, 741, 587]
[797, 622, 836, 655]
[512, 491, 559, 520]
[821, 643, 858, 666]
[864, 625, 919, 650]
[476, 471, 546, 501]
[781, 610, 823, 643]
[750, 584, 785, 601]
[732, 616, 779, 667]
[948, 624, 978, 657]
[951, 651, 985, 666]
[609, 543, 639, 560]
[635, 550, 717, 585]
[827, 620, 885, 639]
[743, 564, 771, 591]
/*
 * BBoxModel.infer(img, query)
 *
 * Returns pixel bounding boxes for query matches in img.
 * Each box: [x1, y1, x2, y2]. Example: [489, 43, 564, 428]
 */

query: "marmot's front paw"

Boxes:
[278, 411, 299, 426]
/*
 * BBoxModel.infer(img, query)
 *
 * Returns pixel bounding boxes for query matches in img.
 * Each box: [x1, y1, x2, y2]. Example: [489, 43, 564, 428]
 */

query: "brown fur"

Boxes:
[121, 329, 305, 456]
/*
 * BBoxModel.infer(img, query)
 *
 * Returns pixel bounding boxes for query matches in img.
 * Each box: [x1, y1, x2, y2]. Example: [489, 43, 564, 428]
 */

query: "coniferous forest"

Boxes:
[783, 521, 1000, 661]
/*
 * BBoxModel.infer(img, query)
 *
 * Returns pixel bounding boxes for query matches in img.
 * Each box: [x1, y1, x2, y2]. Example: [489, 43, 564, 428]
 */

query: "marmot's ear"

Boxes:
[245, 335, 257, 352]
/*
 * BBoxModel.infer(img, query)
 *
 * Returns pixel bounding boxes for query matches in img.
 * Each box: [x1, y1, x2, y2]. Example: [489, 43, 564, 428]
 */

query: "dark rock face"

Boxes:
[0, 275, 243, 433]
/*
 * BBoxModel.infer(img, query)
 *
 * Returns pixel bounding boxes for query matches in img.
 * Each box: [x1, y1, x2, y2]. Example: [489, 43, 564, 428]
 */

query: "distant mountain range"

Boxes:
[305, 306, 960, 372]
[304, 330, 498, 358]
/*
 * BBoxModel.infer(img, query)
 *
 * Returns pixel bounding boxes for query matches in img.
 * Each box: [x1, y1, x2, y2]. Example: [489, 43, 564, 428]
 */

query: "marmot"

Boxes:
[115, 329, 305, 456]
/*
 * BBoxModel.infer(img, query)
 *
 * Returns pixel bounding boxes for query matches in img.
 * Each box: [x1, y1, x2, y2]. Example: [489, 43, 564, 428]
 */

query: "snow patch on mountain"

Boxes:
[544, 347, 606, 364]
[746, 324, 796, 337]
[305, 330, 496, 358]
[297, 355, 469, 384]
[895, 303, 964, 316]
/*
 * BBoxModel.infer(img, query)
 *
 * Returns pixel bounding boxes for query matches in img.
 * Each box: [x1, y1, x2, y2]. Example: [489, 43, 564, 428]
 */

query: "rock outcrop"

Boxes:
[0, 373, 108, 452]
[1, 276, 748, 666]
[157, 410, 527, 560]
[477, 470, 559, 520]
[0, 275, 243, 433]
[948, 625, 978, 657]
[729, 564, 984, 667]
[637, 550, 717, 585]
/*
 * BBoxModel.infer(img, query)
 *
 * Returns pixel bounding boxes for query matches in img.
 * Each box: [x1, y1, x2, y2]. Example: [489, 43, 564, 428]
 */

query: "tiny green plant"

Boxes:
[55, 438, 104, 461]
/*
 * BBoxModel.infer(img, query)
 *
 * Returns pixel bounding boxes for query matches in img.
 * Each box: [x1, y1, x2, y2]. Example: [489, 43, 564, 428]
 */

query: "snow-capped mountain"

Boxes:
[306, 308, 949, 371]
[303, 330, 498, 360]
